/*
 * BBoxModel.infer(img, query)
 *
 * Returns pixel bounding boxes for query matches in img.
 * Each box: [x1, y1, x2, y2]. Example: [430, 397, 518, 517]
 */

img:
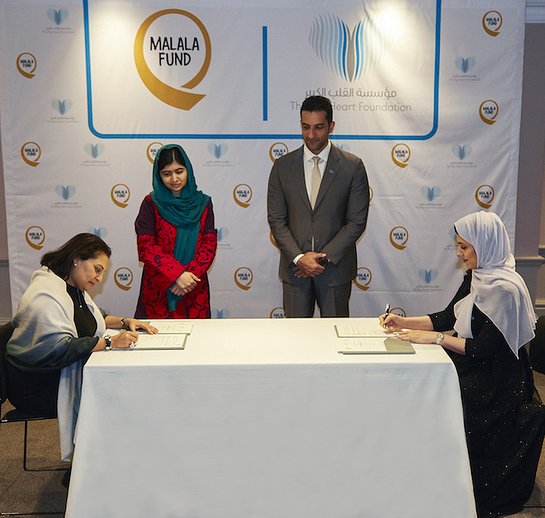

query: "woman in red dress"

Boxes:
[134, 144, 217, 318]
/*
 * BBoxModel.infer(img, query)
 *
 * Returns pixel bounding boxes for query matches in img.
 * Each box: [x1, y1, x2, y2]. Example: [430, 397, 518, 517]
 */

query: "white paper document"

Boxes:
[335, 324, 389, 338]
[337, 338, 388, 353]
[148, 320, 194, 334]
[134, 333, 187, 350]
[337, 336, 415, 355]
[104, 328, 187, 350]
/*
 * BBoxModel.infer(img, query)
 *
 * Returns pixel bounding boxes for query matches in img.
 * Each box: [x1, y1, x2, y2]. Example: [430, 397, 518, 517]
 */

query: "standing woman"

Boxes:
[134, 144, 217, 319]
[380, 211, 545, 518]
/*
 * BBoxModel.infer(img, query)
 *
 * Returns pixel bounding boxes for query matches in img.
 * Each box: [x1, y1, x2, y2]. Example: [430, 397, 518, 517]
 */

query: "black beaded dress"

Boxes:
[429, 271, 545, 518]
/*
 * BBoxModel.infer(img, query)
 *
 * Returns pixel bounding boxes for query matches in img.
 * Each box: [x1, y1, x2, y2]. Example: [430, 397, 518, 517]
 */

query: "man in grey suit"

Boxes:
[267, 95, 369, 317]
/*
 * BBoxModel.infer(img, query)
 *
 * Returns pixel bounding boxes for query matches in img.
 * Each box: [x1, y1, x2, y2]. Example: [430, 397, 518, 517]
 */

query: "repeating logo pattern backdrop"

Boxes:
[0, 0, 525, 319]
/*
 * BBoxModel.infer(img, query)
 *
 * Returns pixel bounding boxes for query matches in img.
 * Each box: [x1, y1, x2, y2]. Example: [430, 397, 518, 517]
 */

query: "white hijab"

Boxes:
[453, 211, 536, 358]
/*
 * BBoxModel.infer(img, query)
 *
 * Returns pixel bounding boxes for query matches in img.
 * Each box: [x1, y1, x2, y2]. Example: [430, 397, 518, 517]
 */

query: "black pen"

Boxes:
[384, 303, 391, 315]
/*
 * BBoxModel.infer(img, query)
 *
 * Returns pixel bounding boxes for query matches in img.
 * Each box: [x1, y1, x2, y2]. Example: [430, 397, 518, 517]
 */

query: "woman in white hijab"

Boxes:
[380, 211, 545, 518]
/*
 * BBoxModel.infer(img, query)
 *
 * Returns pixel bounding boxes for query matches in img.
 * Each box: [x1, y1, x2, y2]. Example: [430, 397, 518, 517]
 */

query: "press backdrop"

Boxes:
[0, 0, 526, 318]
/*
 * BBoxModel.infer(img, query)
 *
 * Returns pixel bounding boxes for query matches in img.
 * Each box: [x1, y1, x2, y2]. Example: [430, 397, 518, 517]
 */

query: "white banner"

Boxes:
[0, 0, 525, 319]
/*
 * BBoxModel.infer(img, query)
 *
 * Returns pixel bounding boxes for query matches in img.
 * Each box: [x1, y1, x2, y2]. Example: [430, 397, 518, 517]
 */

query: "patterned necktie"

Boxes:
[310, 156, 321, 208]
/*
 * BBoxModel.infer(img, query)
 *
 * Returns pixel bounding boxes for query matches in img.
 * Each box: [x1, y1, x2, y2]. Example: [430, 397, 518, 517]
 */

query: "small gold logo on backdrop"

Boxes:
[21, 142, 41, 167]
[25, 226, 46, 250]
[114, 268, 133, 291]
[391, 144, 410, 168]
[389, 226, 409, 251]
[111, 184, 131, 208]
[234, 267, 253, 291]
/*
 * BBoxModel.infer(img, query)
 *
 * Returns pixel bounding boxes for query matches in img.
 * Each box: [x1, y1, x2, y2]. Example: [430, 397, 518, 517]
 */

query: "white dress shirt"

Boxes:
[293, 141, 332, 263]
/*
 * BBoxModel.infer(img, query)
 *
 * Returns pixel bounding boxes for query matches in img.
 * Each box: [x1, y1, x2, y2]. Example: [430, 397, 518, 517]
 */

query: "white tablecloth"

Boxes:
[65, 318, 476, 518]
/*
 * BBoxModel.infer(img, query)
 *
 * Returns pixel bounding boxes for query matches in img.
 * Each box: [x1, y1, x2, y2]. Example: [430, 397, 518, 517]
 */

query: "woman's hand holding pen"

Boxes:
[379, 313, 405, 332]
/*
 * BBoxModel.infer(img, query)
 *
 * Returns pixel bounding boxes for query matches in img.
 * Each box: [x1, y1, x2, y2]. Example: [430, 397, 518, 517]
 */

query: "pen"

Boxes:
[382, 304, 392, 329]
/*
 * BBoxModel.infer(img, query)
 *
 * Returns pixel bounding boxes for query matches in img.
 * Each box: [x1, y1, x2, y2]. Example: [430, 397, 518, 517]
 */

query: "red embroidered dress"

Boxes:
[134, 195, 217, 318]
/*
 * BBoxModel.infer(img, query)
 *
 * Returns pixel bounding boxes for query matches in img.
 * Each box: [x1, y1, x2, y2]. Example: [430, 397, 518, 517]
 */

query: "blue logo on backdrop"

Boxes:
[421, 186, 440, 202]
[47, 8, 68, 26]
[419, 269, 438, 284]
[455, 57, 475, 74]
[208, 143, 227, 159]
[85, 143, 104, 159]
[453, 144, 471, 161]
[212, 309, 229, 319]
[309, 15, 365, 82]
[90, 228, 107, 239]
[52, 99, 71, 115]
[56, 185, 75, 200]
[217, 227, 228, 242]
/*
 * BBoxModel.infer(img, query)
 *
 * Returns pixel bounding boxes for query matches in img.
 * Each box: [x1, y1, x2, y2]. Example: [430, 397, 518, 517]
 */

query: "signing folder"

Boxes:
[133, 333, 187, 350]
[104, 327, 188, 351]
[335, 324, 415, 354]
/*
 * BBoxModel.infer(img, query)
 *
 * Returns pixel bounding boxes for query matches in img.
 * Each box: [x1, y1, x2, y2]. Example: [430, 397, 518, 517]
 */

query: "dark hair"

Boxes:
[300, 95, 333, 124]
[41, 233, 112, 280]
[157, 147, 186, 171]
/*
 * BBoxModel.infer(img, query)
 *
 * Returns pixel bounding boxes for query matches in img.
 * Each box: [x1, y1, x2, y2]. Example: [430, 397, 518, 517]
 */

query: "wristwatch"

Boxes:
[120, 318, 128, 330]
[104, 335, 112, 350]
[435, 332, 445, 345]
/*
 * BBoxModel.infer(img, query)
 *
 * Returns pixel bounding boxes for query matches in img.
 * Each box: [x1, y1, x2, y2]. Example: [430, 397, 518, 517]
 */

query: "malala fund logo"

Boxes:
[16, 52, 37, 78]
[114, 268, 133, 291]
[234, 267, 253, 291]
[146, 142, 163, 163]
[353, 267, 372, 291]
[21, 142, 41, 166]
[111, 184, 130, 208]
[233, 184, 252, 208]
[479, 100, 499, 125]
[482, 11, 502, 37]
[391, 144, 410, 168]
[475, 184, 495, 209]
[134, 9, 211, 110]
[25, 226, 45, 250]
[390, 226, 409, 251]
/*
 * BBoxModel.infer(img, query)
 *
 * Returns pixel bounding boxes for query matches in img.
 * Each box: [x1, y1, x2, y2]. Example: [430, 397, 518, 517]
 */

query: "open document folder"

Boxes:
[104, 321, 191, 350]
[334, 323, 415, 354]
[133, 333, 187, 350]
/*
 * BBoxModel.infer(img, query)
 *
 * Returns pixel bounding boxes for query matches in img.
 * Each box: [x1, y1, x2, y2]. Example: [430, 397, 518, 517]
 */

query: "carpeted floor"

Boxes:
[2, 374, 545, 517]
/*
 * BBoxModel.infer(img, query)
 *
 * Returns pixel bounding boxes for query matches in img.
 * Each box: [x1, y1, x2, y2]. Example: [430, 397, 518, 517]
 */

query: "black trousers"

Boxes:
[5, 361, 59, 416]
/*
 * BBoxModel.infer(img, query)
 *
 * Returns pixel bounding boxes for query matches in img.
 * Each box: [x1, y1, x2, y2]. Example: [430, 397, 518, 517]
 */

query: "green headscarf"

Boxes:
[150, 144, 210, 312]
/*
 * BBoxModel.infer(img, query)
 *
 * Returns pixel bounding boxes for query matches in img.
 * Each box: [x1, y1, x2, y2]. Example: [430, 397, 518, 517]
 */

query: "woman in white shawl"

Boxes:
[380, 211, 545, 518]
[6, 233, 155, 464]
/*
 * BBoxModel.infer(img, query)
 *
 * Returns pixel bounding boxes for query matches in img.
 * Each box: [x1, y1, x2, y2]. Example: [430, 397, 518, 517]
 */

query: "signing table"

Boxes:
[65, 318, 476, 518]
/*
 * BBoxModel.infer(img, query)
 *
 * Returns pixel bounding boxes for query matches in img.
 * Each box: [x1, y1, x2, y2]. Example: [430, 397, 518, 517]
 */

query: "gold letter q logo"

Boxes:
[234, 267, 253, 291]
[389, 226, 409, 251]
[134, 10, 211, 110]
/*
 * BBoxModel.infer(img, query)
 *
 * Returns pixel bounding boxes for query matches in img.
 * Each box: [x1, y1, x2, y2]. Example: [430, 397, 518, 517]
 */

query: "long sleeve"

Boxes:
[184, 200, 217, 278]
[267, 156, 304, 263]
[429, 272, 472, 331]
[319, 156, 369, 265]
[135, 195, 185, 290]
[7, 268, 102, 372]
[429, 270, 512, 360]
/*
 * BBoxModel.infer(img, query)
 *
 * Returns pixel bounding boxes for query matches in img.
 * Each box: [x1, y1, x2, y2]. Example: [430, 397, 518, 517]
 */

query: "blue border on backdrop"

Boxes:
[83, 0, 441, 140]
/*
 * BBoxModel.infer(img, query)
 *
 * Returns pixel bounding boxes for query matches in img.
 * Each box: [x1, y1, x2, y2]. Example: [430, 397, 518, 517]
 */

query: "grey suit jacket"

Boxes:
[267, 144, 369, 286]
